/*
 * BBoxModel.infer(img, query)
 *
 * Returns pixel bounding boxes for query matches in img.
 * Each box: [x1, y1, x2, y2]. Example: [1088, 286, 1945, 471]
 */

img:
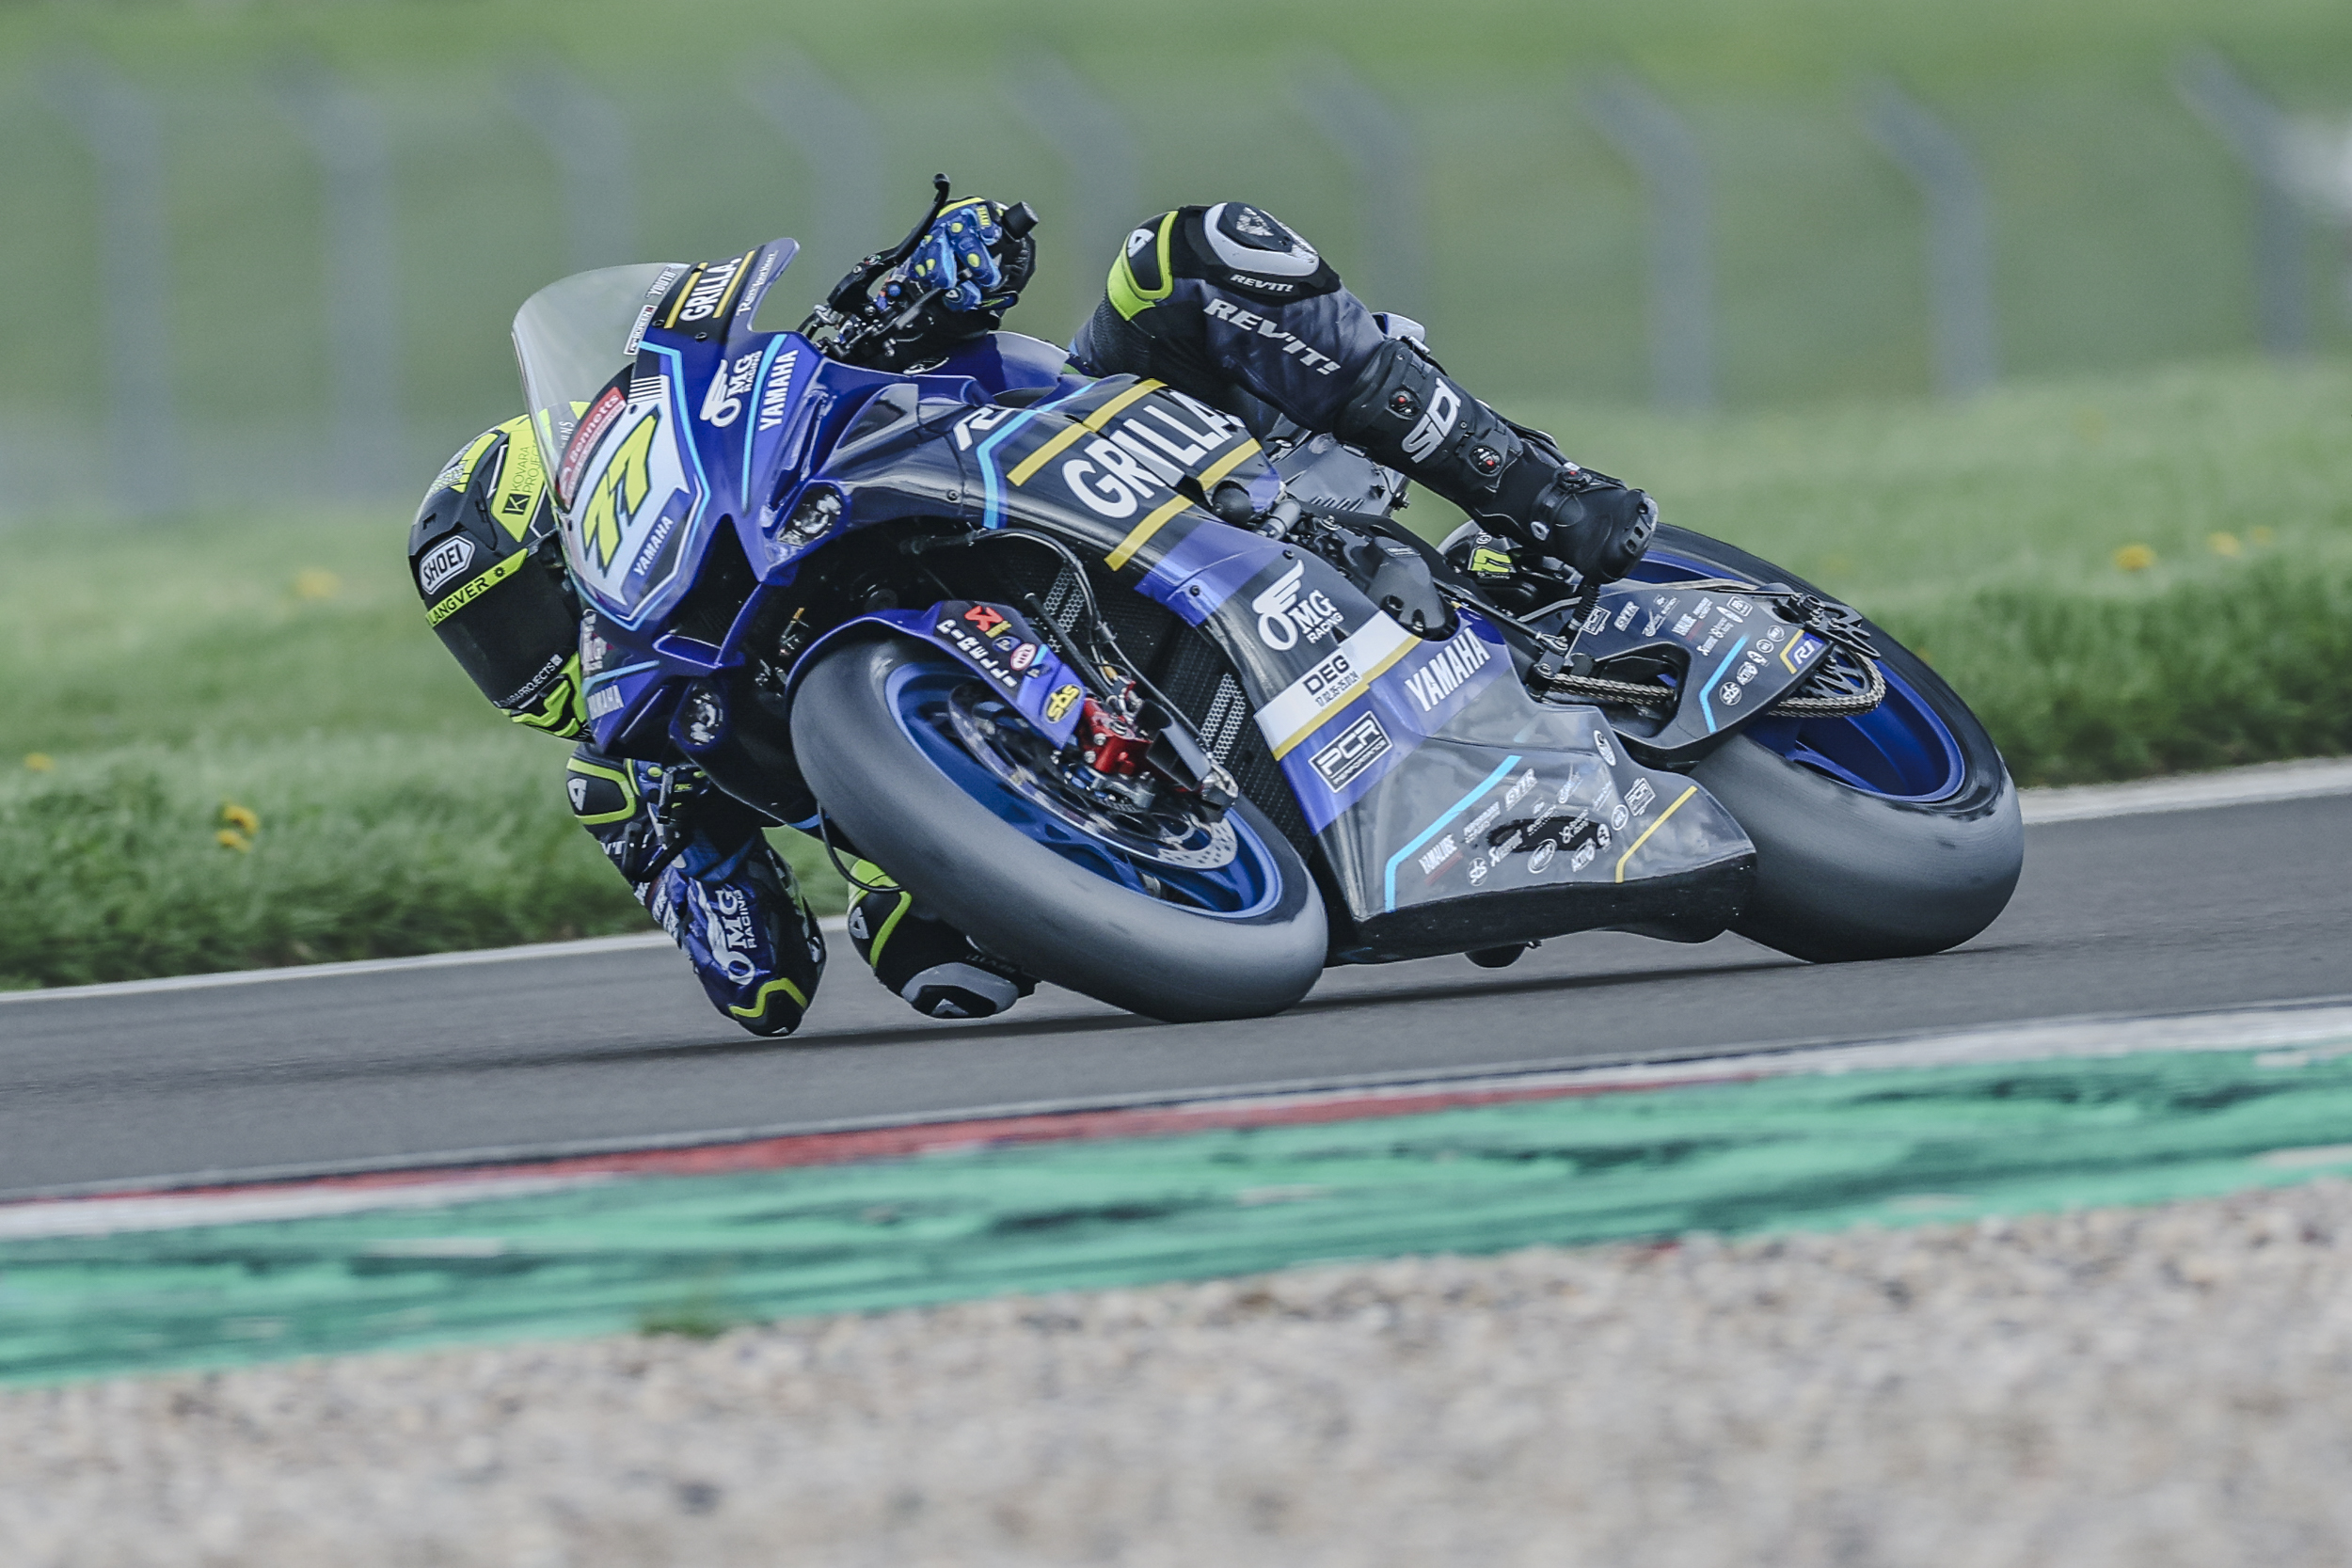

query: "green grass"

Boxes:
[1, 0, 2350, 457]
[3, 355, 2349, 987]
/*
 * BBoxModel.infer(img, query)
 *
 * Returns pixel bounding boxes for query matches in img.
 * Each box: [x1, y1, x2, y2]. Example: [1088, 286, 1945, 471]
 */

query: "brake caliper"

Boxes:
[1077, 698, 1150, 778]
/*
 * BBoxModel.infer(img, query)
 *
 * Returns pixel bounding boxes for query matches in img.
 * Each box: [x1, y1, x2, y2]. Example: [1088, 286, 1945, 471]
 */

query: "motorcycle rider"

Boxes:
[408, 192, 1655, 1037]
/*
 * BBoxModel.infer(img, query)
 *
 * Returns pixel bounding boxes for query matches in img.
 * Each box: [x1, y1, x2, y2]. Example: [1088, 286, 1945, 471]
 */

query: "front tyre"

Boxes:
[791, 635, 1327, 1022]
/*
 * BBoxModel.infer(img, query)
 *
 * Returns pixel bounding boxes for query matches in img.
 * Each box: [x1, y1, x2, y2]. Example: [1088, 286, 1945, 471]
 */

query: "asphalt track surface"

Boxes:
[4, 793, 2348, 1200]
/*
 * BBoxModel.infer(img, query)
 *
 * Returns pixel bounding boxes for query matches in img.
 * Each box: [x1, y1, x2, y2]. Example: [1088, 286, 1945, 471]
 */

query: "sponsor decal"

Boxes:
[1400, 383, 1460, 465]
[1061, 434, 1168, 519]
[1613, 601, 1639, 631]
[954, 403, 1022, 451]
[423, 550, 527, 627]
[630, 509, 679, 575]
[558, 385, 628, 504]
[733, 246, 784, 318]
[1465, 801, 1502, 840]
[1724, 595, 1753, 620]
[933, 605, 1036, 696]
[1402, 634, 1494, 713]
[1693, 597, 1714, 623]
[587, 686, 625, 721]
[1736, 662, 1759, 686]
[1200, 298, 1343, 373]
[1256, 613, 1415, 758]
[1583, 604, 1611, 635]
[755, 349, 802, 433]
[416, 534, 475, 595]
[1782, 632, 1825, 673]
[1046, 683, 1082, 721]
[1610, 803, 1629, 832]
[494, 650, 567, 710]
[1308, 712, 1391, 792]
[1596, 821, 1613, 849]
[1252, 562, 1344, 650]
[1488, 830, 1523, 865]
[670, 253, 753, 327]
[1718, 682, 1741, 706]
[1570, 842, 1596, 871]
[704, 883, 760, 983]
[1468, 857, 1489, 885]
[1504, 768, 1538, 807]
[1626, 777, 1657, 816]
[1417, 833, 1460, 879]
[566, 776, 589, 811]
[581, 630, 609, 675]
[700, 352, 761, 428]
[1673, 613, 1698, 638]
[1595, 731, 1616, 766]
[1009, 641, 1038, 672]
[1528, 840, 1558, 875]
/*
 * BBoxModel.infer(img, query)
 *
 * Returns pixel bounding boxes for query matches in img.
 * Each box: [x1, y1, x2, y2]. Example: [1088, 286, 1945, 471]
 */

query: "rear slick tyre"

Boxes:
[790, 635, 1327, 1022]
[1654, 529, 2023, 963]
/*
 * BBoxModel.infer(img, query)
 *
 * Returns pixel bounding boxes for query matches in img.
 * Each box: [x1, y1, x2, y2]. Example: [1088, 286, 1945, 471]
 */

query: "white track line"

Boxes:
[2020, 756, 2352, 824]
[0, 918, 854, 1006]
[5, 757, 2346, 1006]
[6, 999, 2349, 1238]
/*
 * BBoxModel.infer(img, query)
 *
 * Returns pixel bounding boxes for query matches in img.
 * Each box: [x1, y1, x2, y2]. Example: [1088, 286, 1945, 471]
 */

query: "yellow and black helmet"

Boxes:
[407, 415, 587, 739]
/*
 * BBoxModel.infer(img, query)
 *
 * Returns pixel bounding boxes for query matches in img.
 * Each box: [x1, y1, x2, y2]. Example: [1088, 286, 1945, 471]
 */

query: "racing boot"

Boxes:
[566, 746, 826, 1037]
[1334, 336, 1656, 583]
[844, 860, 1036, 1020]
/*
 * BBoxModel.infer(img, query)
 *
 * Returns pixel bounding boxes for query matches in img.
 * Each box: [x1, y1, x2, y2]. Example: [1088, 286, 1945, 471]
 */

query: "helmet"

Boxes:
[407, 415, 587, 737]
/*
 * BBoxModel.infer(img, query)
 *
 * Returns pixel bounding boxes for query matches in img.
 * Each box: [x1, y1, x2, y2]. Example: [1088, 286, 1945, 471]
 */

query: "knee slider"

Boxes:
[1334, 339, 1521, 499]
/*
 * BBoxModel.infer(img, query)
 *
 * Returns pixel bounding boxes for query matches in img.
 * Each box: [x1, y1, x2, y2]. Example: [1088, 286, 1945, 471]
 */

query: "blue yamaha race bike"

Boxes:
[513, 224, 2022, 1023]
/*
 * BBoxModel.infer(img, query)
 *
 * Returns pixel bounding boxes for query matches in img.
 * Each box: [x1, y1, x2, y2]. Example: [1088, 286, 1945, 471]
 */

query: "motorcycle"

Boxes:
[509, 194, 2023, 1024]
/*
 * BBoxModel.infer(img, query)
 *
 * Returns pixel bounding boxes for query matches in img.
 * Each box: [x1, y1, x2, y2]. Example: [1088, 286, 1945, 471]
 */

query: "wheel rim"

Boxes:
[1633, 550, 1967, 803]
[883, 657, 1288, 919]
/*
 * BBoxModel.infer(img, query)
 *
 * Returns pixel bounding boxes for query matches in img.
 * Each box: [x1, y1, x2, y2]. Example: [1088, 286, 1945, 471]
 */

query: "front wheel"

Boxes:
[1639, 528, 2024, 962]
[790, 635, 1327, 1022]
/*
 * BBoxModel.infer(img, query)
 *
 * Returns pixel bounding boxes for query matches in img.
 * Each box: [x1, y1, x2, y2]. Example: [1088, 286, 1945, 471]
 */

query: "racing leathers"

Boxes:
[411, 194, 1653, 1037]
[1067, 202, 1656, 583]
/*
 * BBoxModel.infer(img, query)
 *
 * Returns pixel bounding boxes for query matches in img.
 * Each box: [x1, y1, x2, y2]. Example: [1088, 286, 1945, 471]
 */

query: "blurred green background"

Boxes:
[3, 0, 2351, 986]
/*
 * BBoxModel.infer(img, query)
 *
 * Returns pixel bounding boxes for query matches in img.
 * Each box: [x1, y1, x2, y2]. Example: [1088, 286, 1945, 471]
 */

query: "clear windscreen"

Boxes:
[509, 262, 682, 484]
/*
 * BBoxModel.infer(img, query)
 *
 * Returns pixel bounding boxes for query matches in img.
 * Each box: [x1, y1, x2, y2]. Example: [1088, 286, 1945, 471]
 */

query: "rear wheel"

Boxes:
[1638, 528, 2024, 961]
[791, 634, 1328, 1021]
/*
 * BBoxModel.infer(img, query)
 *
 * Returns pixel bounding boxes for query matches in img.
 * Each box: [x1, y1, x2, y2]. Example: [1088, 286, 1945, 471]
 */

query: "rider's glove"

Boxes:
[883, 197, 1036, 317]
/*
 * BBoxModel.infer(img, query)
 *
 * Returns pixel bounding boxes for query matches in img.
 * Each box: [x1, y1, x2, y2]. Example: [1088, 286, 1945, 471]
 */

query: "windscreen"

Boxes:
[510, 262, 683, 481]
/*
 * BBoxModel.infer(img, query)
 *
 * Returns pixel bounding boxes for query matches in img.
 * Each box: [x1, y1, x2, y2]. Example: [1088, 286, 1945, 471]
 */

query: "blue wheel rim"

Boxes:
[1631, 551, 1966, 803]
[884, 659, 1287, 919]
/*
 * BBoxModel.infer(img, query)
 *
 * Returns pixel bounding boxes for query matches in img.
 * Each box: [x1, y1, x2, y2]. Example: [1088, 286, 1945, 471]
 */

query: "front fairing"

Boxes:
[529, 241, 814, 635]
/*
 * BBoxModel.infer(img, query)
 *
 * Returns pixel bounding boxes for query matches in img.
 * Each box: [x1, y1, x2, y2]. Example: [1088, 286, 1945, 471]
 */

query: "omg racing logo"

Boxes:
[702, 885, 761, 984]
[1250, 562, 1344, 650]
